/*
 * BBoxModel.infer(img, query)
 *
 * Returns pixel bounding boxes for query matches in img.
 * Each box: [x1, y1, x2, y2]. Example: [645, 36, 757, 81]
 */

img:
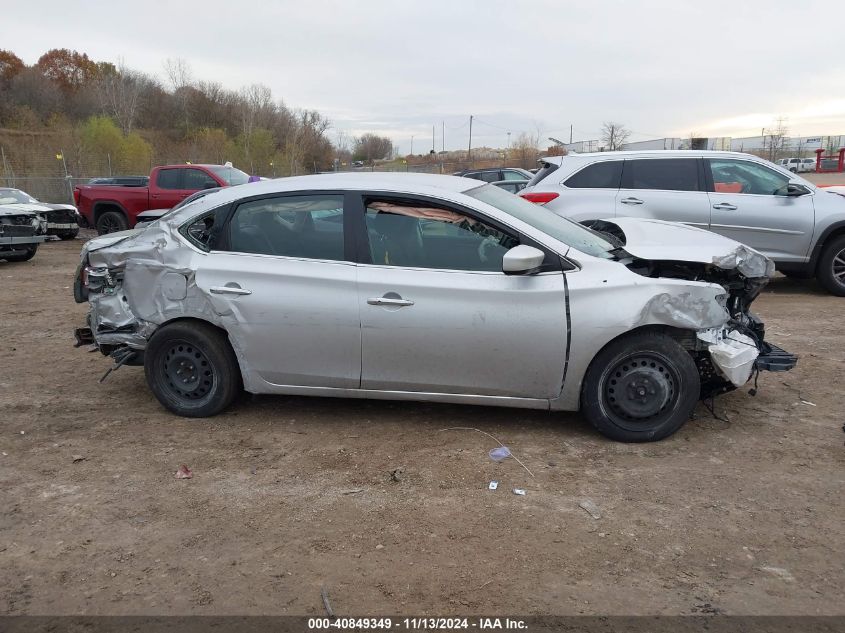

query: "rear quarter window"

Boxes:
[564, 161, 623, 189]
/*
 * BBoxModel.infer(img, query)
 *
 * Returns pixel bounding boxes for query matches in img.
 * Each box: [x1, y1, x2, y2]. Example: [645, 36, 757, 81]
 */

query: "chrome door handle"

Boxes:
[367, 297, 414, 307]
[620, 197, 644, 205]
[210, 286, 252, 295]
[712, 203, 737, 211]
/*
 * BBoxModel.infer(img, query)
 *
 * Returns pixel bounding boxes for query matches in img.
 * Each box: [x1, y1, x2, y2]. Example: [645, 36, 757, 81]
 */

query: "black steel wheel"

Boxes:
[817, 235, 845, 296]
[581, 330, 700, 442]
[145, 321, 241, 417]
[96, 211, 128, 235]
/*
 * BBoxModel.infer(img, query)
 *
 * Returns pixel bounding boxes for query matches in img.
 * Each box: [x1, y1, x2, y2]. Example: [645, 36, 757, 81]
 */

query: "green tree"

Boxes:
[117, 132, 152, 174]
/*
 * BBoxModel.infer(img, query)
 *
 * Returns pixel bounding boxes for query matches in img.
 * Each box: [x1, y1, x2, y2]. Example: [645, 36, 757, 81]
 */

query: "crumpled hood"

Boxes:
[3, 202, 76, 213]
[83, 228, 146, 253]
[605, 217, 775, 278]
[0, 205, 39, 218]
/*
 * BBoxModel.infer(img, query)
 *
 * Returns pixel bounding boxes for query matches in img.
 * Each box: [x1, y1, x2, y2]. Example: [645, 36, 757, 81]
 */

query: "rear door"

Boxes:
[354, 193, 567, 398]
[706, 158, 815, 262]
[195, 192, 361, 388]
[555, 159, 622, 222]
[614, 158, 710, 228]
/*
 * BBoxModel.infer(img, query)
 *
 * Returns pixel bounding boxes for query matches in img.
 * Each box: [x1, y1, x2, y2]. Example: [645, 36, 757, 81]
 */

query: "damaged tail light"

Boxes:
[519, 191, 559, 205]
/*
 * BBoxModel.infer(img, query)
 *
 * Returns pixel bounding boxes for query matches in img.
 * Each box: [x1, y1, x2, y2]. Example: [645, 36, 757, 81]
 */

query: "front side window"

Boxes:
[503, 170, 525, 181]
[478, 171, 502, 183]
[226, 195, 345, 260]
[564, 161, 623, 189]
[156, 169, 181, 190]
[710, 159, 790, 195]
[183, 168, 219, 190]
[365, 199, 518, 272]
[623, 158, 700, 191]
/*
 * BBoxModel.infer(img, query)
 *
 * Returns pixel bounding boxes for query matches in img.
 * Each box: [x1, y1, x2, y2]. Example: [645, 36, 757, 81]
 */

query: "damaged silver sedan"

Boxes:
[72, 173, 796, 442]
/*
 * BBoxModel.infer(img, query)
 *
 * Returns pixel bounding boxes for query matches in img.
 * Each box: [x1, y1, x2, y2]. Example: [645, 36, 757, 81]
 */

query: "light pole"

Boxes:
[410, 135, 414, 156]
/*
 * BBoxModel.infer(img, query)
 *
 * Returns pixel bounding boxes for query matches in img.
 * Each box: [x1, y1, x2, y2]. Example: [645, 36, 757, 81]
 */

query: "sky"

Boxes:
[4, 0, 845, 154]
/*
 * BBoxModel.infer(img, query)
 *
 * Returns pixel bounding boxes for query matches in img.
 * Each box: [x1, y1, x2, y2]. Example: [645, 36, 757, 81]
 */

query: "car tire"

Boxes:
[57, 229, 79, 240]
[145, 321, 242, 417]
[580, 330, 700, 442]
[816, 235, 845, 296]
[96, 211, 128, 235]
[2, 244, 38, 262]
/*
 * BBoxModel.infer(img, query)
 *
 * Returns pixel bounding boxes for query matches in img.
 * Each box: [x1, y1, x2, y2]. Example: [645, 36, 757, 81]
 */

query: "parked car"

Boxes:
[0, 188, 80, 240]
[491, 179, 529, 194]
[74, 164, 249, 235]
[87, 176, 150, 186]
[781, 157, 815, 173]
[0, 205, 48, 262]
[73, 173, 795, 442]
[454, 167, 534, 183]
[520, 151, 845, 295]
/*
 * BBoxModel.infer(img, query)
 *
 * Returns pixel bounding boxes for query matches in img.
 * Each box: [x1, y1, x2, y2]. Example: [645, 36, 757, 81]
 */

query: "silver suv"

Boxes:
[520, 150, 845, 295]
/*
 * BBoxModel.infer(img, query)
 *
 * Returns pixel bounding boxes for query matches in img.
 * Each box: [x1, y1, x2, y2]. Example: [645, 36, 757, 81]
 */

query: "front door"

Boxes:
[706, 158, 815, 263]
[195, 193, 361, 388]
[355, 195, 567, 398]
[614, 158, 711, 229]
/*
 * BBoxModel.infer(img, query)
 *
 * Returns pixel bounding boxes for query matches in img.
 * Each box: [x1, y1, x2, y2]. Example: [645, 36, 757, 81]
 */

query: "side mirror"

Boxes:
[779, 183, 811, 197]
[503, 244, 545, 275]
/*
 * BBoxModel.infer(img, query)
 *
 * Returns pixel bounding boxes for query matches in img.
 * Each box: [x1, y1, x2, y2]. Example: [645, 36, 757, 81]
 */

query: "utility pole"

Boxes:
[467, 115, 473, 163]
[442, 121, 445, 152]
[569, 124, 573, 144]
[410, 135, 414, 156]
[432, 125, 435, 153]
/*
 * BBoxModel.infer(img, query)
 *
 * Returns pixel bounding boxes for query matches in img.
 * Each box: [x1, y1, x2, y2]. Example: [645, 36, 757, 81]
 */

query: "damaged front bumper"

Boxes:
[697, 326, 797, 391]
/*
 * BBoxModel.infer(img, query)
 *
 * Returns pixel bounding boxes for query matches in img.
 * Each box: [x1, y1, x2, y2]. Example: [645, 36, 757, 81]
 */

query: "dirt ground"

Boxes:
[1, 233, 843, 617]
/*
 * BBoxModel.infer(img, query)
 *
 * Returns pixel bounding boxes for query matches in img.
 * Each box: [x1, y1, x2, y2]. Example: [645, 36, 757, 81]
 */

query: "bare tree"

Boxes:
[601, 121, 631, 151]
[98, 60, 145, 135]
[510, 131, 540, 169]
[164, 58, 193, 136]
[353, 133, 393, 163]
[763, 117, 789, 162]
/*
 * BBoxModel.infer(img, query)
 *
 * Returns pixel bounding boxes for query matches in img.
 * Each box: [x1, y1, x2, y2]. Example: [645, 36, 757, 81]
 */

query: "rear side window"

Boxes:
[526, 161, 559, 186]
[156, 169, 181, 190]
[226, 195, 345, 261]
[623, 158, 700, 192]
[564, 161, 623, 189]
[477, 171, 501, 183]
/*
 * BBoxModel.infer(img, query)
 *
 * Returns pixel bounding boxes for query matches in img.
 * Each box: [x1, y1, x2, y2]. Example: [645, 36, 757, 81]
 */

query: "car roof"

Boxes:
[169, 172, 483, 216]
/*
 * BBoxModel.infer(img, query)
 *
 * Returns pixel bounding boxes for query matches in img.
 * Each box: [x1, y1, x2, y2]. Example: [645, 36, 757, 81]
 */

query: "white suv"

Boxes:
[520, 150, 845, 295]
[782, 157, 816, 173]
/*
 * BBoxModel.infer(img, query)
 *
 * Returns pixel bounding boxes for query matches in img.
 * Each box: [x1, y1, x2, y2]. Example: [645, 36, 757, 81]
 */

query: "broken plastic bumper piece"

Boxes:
[755, 342, 798, 372]
[74, 327, 95, 347]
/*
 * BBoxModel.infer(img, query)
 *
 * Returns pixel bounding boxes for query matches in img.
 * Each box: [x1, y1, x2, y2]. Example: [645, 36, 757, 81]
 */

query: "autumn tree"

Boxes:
[601, 121, 631, 151]
[37, 49, 100, 92]
[0, 49, 24, 82]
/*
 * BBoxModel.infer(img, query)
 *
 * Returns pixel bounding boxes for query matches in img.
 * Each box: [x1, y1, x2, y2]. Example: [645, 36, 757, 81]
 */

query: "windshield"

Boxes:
[466, 184, 615, 259]
[0, 189, 38, 204]
[208, 166, 250, 186]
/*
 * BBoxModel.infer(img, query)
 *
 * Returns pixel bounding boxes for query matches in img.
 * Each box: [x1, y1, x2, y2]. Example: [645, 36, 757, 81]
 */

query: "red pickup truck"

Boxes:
[74, 164, 250, 234]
